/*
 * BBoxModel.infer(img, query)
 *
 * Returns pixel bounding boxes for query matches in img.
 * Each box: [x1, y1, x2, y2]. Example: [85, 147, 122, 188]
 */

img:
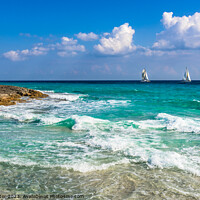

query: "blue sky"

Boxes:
[1, 0, 200, 80]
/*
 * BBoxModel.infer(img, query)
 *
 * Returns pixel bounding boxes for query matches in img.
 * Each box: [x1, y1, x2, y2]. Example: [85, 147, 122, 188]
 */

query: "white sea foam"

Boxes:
[135, 119, 164, 129]
[39, 90, 86, 101]
[0, 106, 64, 125]
[40, 90, 55, 93]
[0, 156, 38, 167]
[71, 115, 138, 136]
[56, 141, 87, 149]
[71, 113, 200, 135]
[87, 134, 200, 176]
[0, 155, 129, 173]
[0, 112, 38, 122]
[58, 158, 130, 172]
[48, 93, 81, 101]
[107, 100, 131, 105]
[156, 113, 200, 133]
[40, 116, 63, 125]
[1, 92, 200, 176]
[193, 99, 200, 103]
[147, 150, 200, 176]
[71, 115, 111, 132]
[68, 115, 200, 175]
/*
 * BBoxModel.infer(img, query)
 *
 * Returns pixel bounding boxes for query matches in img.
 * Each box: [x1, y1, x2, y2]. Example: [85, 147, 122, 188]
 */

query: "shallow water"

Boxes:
[0, 81, 200, 199]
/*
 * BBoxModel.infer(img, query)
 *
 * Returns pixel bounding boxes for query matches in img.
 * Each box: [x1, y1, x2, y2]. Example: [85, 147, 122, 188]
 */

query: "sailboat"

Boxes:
[182, 67, 191, 83]
[141, 68, 150, 82]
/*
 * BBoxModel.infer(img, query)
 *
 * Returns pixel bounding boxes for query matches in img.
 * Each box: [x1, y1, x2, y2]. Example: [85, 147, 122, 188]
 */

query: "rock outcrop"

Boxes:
[0, 85, 48, 106]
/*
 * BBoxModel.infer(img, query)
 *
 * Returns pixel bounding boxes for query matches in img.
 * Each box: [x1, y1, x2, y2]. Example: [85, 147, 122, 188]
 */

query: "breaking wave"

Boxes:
[0, 87, 199, 175]
[44, 90, 85, 101]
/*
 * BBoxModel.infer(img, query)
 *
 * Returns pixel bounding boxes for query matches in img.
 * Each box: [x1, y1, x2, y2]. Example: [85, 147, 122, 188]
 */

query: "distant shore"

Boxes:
[0, 85, 48, 106]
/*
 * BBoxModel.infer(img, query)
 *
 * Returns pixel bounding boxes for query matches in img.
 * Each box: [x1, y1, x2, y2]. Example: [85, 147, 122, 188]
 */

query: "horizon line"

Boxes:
[0, 80, 200, 82]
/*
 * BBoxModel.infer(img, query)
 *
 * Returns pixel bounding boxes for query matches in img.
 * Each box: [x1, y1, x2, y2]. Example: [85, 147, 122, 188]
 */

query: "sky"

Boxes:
[1, 0, 200, 80]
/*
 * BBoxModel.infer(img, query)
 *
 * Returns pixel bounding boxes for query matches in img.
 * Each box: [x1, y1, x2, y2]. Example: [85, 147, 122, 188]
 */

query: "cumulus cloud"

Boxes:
[3, 51, 24, 61]
[94, 23, 136, 55]
[3, 44, 49, 61]
[153, 12, 200, 50]
[75, 32, 98, 41]
[56, 37, 85, 56]
[3, 36, 85, 61]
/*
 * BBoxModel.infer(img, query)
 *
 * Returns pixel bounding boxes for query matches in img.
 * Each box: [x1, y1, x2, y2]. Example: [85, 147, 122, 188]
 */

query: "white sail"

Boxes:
[183, 67, 191, 82]
[145, 72, 149, 80]
[186, 69, 191, 81]
[142, 68, 150, 82]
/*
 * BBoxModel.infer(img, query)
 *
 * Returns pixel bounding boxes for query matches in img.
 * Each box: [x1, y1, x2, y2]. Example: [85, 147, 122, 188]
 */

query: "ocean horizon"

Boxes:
[0, 80, 200, 83]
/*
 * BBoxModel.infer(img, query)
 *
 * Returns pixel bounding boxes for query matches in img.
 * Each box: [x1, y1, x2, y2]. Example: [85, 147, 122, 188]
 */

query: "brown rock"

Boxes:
[0, 85, 48, 106]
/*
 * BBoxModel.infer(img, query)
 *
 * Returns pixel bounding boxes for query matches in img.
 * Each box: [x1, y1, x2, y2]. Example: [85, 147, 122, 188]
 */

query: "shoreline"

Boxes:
[0, 85, 48, 106]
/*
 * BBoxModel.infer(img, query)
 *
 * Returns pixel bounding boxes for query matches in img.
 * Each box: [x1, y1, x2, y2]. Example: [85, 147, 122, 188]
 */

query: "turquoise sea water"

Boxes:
[0, 81, 200, 199]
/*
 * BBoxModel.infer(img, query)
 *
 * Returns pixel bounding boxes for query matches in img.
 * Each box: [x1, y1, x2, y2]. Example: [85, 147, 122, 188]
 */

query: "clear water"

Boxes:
[0, 81, 200, 199]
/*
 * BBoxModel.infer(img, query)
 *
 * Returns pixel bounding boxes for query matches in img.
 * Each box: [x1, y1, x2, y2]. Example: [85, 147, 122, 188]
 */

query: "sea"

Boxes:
[0, 81, 199, 200]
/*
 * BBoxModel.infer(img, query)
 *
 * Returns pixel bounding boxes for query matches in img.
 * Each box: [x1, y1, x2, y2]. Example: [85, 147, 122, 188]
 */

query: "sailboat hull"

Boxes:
[141, 80, 150, 83]
[181, 80, 191, 83]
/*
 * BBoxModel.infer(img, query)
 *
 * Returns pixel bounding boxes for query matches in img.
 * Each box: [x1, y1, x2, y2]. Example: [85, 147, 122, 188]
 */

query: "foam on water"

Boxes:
[193, 99, 200, 103]
[107, 100, 131, 105]
[0, 86, 200, 177]
[68, 115, 200, 175]
[71, 113, 200, 134]
[0, 82, 200, 198]
[147, 150, 200, 176]
[58, 158, 130, 172]
[157, 113, 200, 133]
[0, 152, 130, 173]
[1, 98, 199, 133]
[0, 106, 64, 125]
[42, 90, 86, 101]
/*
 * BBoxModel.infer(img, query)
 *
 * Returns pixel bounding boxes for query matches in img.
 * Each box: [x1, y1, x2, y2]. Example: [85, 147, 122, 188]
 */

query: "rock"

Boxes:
[0, 85, 48, 106]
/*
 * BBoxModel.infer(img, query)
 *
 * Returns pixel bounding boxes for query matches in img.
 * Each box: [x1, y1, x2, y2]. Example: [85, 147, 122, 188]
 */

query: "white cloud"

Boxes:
[57, 37, 85, 56]
[3, 44, 49, 61]
[94, 23, 136, 55]
[3, 51, 24, 61]
[19, 33, 43, 40]
[3, 37, 85, 60]
[75, 32, 98, 41]
[31, 46, 49, 55]
[61, 37, 78, 45]
[57, 51, 77, 57]
[153, 12, 200, 50]
[103, 32, 110, 37]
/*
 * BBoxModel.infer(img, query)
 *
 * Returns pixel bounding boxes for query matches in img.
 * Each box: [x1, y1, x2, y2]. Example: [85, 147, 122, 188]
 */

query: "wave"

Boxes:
[0, 108, 200, 175]
[0, 111, 63, 125]
[44, 91, 84, 101]
[193, 99, 200, 103]
[156, 113, 200, 133]
[69, 115, 200, 175]
[1, 107, 200, 134]
[147, 150, 200, 176]
[107, 100, 131, 105]
[58, 159, 130, 172]
[70, 114, 200, 134]
[0, 155, 130, 173]
[88, 137, 200, 176]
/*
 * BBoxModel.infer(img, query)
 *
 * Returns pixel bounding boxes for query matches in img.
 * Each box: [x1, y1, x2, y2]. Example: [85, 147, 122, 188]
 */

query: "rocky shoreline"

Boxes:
[0, 85, 48, 106]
